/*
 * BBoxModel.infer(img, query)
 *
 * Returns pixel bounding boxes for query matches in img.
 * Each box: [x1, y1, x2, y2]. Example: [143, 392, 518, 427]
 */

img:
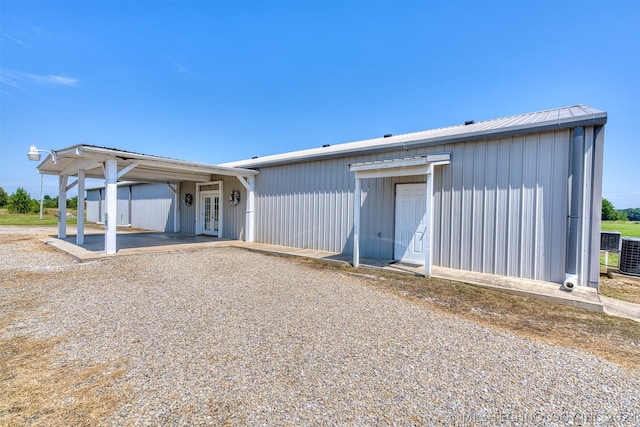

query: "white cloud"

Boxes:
[0, 68, 81, 89]
[32, 74, 80, 86]
[2, 34, 28, 47]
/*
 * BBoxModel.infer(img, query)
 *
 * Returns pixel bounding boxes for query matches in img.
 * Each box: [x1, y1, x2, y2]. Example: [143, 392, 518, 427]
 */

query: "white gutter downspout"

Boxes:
[564, 127, 584, 291]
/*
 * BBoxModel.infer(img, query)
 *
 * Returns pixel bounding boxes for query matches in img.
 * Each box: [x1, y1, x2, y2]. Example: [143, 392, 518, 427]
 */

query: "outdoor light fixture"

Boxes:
[27, 145, 57, 163]
[27, 145, 57, 220]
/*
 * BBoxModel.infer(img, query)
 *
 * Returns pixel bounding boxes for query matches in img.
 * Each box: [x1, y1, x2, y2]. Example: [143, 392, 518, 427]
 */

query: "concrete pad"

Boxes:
[430, 266, 604, 313]
[44, 232, 239, 262]
[600, 296, 640, 323]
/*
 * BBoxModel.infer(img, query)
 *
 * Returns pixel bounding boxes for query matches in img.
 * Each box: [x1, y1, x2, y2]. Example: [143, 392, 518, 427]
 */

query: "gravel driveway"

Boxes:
[2, 227, 639, 425]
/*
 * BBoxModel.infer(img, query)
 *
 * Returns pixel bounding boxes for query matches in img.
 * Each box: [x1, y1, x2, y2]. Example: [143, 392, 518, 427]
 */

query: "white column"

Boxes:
[104, 158, 118, 255]
[424, 166, 433, 277]
[353, 177, 361, 267]
[174, 183, 181, 233]
[76, 170, 85, 245]
[58, 175, 68, 239]
[245, 176, 255, 242]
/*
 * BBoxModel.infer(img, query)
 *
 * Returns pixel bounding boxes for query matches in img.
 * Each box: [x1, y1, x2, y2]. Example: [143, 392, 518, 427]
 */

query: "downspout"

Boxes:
[564, 126, 584, 290]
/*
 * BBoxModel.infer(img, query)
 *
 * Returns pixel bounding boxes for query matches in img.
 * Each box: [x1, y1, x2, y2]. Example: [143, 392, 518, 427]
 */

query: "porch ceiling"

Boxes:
[36, 144, 259, 183]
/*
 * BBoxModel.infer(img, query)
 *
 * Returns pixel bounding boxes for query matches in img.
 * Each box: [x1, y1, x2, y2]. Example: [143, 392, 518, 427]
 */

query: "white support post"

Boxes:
[104, 158, 118, 255]
[353, 177, 361, 268]
[245, 176, 255, 242]
[58, 175, 68, 238]
[174, 183, 181, 232]
[424, 166, 433, 277]
[165, 183, 180, 233]
[76, 170, 85, 245]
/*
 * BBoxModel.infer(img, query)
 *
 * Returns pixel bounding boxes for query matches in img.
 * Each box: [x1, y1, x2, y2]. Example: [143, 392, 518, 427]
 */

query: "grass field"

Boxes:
[0, 209, 78, 226]
[601, 220, 640, 238]
[600, 220, 640, 267]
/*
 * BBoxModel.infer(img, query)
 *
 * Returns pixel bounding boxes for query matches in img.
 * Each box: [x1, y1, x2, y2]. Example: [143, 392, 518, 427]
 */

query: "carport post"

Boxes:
[245, 175, 255, 242]
[57, 175, 68, 239]
[353, 177, 361, 268]
[104, 158, 118, 255]
[76, 170, 85, 245]
[424, 165, 433, 277]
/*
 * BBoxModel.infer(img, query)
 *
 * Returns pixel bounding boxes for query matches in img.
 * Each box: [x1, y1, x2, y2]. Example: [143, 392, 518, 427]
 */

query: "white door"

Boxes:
[200, 191, 220, 236]
[394, 183, 428, 263]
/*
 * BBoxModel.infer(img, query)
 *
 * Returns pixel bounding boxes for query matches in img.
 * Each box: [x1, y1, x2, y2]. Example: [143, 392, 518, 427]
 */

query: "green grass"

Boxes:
[601, 220, 640, 238]
[600, 220, 640, 267]
[0, 210, 78, 226]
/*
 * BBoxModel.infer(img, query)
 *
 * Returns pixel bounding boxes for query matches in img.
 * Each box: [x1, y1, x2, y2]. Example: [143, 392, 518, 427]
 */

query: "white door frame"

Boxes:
[196, 181, 223, 236]
[349, 153, 451, 277]
[394, 183, 428, 263]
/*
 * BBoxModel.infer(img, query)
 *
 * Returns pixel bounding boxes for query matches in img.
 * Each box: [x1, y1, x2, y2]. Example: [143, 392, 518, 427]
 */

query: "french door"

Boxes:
[199, 191, 220, 236]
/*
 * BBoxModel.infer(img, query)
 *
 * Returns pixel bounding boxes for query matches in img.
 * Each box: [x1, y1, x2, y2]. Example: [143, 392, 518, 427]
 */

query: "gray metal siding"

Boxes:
[180, 181, 197, 234]
[130, 184, 174, 232]
[432, 131, 569, 283]
[255, 157, 355, 254]
[86, 189, 101, 223]
[116, 186, 131, 226]
[254, 129, 573, 283]
[210, 175, 248, 240]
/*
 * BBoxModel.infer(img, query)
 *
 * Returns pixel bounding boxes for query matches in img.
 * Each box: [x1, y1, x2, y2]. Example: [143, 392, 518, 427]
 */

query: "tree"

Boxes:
[0, 187, 7, 207]
[66, 196, 78, 210]
[8, 187, 33, 214]
[622, 208, 640, 222]
[602, 198, 618, 221]
[43, 195, 58, 209]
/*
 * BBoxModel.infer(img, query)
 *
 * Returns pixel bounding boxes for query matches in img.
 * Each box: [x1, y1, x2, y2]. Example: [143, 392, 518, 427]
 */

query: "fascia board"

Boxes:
[227, 113, 608, 169]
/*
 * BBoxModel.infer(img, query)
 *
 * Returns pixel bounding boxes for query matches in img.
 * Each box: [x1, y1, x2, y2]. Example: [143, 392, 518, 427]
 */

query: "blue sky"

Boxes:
[1, 0, 639, 208]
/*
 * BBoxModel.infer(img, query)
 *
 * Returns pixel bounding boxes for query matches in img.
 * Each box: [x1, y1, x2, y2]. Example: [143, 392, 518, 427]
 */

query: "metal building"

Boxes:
[86, 182, 176, 231]
[35, 105, 607, 289]
[222, 105, 607, 289]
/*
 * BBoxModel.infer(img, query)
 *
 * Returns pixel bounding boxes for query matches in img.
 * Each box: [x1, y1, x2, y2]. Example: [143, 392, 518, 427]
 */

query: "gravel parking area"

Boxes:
[2, 227, 639, 425]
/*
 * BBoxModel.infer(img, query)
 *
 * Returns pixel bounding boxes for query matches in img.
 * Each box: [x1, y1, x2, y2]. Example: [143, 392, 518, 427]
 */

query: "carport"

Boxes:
[34, 144, 259, 254]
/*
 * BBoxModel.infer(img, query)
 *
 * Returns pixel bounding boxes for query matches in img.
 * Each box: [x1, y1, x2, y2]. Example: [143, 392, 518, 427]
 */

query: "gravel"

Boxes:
[2, 226, 640, 426]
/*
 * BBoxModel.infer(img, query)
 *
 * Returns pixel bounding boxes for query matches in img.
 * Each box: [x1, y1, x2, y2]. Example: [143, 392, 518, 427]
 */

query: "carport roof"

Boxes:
[36, 144, 259, 183]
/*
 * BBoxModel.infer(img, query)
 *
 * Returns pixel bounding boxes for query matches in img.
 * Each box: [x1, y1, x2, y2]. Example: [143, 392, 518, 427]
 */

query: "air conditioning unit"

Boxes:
[601, 231, 621, 252]
[619, 237, 640, 276]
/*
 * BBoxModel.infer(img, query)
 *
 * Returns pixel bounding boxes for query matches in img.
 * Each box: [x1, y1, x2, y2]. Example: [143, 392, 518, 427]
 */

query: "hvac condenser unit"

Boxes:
[600, 231, 621, 252]
[619, 237, 640, 276]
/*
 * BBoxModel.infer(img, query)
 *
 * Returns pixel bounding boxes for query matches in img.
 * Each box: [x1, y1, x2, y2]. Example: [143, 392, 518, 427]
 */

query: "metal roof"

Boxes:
[221, 104, 607, 168]
[36, 144, 258, 183]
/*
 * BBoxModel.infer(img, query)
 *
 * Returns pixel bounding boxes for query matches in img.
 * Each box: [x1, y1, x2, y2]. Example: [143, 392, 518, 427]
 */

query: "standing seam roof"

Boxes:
[220, 105, 606, 169]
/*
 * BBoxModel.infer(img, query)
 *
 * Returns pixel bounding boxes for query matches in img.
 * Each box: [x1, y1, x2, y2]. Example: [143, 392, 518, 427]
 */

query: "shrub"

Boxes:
[8, 188, 33, 214]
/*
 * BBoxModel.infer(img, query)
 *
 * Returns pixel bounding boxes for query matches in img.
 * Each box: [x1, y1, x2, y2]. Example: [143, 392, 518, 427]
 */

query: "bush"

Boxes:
[8, 188, 33, 214]
[0, 187, 8, 207]
[30, 199, 41, 214]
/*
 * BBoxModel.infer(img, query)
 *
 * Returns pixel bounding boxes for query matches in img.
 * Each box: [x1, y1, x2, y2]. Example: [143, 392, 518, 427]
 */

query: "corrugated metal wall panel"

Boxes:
[130, 184, 174, 232]
[211, 175, 247, 240]
[180, 182, 197, 234]
[116, 186, 131, 226]
[86, 189, 100, 223]
[482, 140, 498, 273]
[254, 128, 572, 283]
[255, 157, 355, 254]
[507, 136, 524, 277]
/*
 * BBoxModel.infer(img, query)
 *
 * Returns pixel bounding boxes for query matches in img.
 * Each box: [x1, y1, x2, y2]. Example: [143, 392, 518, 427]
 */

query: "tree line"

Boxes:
[0, 186, 78, 214]
[602, 198, 640, 222]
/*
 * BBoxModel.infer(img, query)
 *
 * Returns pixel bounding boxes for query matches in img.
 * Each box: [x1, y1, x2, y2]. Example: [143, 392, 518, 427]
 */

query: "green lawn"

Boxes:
[600, 220, 640, 238]
[0, 211, 78, 226]
[600, 220, 640, 267]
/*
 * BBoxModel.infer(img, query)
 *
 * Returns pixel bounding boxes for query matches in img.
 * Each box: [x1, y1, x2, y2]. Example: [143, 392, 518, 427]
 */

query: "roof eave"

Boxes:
[227, 112, 608, 169]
